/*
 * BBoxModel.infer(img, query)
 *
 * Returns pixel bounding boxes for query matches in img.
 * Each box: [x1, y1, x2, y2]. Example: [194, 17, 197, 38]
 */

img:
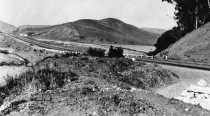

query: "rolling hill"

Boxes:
[159, 22, 210, 63]
[17, 18, 160, 45]
[0, 21, 16, 33]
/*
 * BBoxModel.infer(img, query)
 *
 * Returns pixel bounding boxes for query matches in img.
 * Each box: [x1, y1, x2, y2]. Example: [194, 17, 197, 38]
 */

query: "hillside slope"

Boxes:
[159, 22, 210, 63]
[0, 21, 16, 33]
[17, 18, 160, 45]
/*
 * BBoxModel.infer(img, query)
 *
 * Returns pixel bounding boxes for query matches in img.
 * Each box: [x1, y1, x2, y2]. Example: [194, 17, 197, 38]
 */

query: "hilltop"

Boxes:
[0, 21, 16, 33]
[16, 18, 160, 45]
[159, 22, 210, 63]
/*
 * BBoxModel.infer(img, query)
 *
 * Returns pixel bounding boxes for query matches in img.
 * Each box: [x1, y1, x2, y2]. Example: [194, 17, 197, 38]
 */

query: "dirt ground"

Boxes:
[1, 57, 210, 116]
[156, 65, 210, 98]
[1, 33, 210, 115]
[156, 64, 210, 110]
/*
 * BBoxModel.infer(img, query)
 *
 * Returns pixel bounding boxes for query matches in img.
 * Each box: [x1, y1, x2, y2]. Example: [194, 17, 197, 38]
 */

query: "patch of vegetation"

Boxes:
[0, 50, 9, 54]
[0, 69, 78, 100]
[87, 47, 106, 57]
[108, 45, 124, 57]
[149, 27, 184, 55]
[152, 0, 210, 55]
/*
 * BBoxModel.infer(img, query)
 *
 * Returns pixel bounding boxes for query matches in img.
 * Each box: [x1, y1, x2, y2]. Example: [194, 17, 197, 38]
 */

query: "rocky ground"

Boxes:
[0, 56, 210, 116]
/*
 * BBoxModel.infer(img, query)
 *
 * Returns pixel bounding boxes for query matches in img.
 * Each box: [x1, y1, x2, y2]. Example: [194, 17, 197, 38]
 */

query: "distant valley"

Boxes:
[141, 28, 166, 35]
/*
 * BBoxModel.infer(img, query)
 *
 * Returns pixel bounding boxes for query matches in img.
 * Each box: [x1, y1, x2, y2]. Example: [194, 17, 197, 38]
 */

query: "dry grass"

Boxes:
[0, 68, 79, 103]
[1, 56, 210, 116]
[160, 22, 210, 63]
[17, 18, 159, 46]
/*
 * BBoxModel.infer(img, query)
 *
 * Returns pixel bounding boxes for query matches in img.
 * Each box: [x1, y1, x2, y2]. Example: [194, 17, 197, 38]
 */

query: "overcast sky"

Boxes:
[0, 0, 176, 29]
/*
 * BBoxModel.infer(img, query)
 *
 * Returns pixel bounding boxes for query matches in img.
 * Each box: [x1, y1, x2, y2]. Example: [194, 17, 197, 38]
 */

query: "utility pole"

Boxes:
[208, 0, 210, 16]
[195, 0, 198, 29]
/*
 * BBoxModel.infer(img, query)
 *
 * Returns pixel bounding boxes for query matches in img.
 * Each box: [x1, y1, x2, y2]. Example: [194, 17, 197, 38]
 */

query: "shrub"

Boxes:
[0, 69, 78, 98]
[61, 52, 71, 57]
[108, 46, 124, 57]
[2, 75, 22, 95]
[151, 27, 185, 55]
[0, 50, 9, 54]
[87, 47, 106, 57]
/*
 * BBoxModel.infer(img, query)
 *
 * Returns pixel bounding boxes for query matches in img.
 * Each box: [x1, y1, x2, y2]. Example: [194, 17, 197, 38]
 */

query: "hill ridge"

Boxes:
[0, 20, 16, 33]
[17, 18, 160, 45]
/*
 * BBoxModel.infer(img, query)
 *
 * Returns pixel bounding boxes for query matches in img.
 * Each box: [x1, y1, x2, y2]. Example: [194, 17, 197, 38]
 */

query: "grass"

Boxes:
[160, 22, 210, 63]
[0, 68, 79, 103]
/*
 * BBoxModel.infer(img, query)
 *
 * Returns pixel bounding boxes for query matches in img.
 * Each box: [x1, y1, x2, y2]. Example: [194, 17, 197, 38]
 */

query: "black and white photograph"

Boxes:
[0, 0, 210, 115]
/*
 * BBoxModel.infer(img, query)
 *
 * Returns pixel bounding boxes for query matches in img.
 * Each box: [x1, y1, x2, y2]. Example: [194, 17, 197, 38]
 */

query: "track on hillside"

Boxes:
[2, 33, 75, 51]
[135, 57, 210, 71]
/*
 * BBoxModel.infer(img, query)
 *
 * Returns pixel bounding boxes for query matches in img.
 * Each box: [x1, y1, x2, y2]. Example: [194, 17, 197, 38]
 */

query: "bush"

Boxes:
[0, 50, 9, 54]
[87, 47, 106, 57]
[0, 69, 78, 97]
[108, 46, 124, 57]
[151, 27, 185, 55]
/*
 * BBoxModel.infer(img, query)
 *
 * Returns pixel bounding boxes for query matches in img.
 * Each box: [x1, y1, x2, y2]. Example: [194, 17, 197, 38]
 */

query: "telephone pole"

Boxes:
[195, 0, 198, 29]
[208, 0, 210, 16]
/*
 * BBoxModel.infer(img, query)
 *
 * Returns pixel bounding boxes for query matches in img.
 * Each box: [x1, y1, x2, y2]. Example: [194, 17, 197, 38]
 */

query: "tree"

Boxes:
[162, 0, 210, 32]
[108, 45, 114, 57]
[87, 47, 106, 57]
[151, 0, 210, 55]
[208, 0, 210, 16]
[151, 27, 183, 55]
[108, 46, 124, 57]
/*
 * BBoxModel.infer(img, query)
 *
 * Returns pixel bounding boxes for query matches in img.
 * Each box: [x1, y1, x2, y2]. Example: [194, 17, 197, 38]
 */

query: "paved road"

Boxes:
[135, 57, 210, 71]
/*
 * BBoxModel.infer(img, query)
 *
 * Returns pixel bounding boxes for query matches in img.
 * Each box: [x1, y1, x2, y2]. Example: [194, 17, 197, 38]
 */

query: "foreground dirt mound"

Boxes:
[159, 22, 210, 63]
[1, 56, 209, 116]
[36, 57, 179, 90]
[0, 72, 209, 116]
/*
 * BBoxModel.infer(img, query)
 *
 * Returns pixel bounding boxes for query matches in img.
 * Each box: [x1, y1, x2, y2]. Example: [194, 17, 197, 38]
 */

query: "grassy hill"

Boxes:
[159, 22, 210, 63]
[17, 18, 160, 45]
[0, 21, 16, 33]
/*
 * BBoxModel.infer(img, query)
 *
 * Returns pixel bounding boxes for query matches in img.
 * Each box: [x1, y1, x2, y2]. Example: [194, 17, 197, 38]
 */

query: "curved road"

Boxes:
[135, 57, 210, 71]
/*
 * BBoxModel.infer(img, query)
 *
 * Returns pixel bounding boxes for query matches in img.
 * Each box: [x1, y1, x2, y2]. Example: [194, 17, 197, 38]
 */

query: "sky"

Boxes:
[0, 0, 176, 29]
